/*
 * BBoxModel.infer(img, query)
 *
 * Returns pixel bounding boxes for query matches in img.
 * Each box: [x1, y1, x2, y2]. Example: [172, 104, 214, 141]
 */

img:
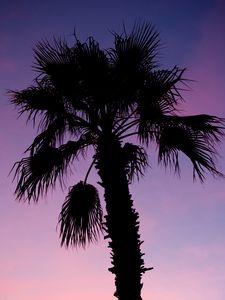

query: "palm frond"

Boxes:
[110, 21, 160, 70]
[12, 146, 64, 201]
[73, 37, 110, 106]
[34, 37, 72, 74]
[123, 143, 148, 182]
[107, 22, 160, 113]
[34, 38, 84, 101]
[158, 115, 224, 181]
[34, 36, 110, 106]
[58, 181, 103, 248]
[10, 81, 97, 145]
[148, 67, 186, 111]
[169, 114, 224, 141]
[27, 118, 68, 154]
[12, 139, 89, 202]
[9, 84, 65, 125]
[137, 67, 186, 144]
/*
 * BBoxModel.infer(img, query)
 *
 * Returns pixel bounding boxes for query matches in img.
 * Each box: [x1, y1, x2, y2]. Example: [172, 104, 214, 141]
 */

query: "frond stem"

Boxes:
[113, 109, 138, 135]
[120, 130, 156, 140]
[115, 119, 139, 137]
[84, 158, 97, 184]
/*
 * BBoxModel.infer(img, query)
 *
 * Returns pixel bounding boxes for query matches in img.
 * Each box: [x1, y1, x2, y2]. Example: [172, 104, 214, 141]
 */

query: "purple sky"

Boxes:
[0, 0, 225, 299]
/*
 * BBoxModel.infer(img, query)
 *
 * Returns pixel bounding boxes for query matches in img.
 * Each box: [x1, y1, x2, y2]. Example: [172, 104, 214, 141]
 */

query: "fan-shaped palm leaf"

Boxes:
[110, 21, 160, 70]
[35, 38, 83, 101]
[12, 139, 89, 201]
[167, 114, 224, 140]
[74, 37, 109, 97]
[12, 146, 64, 201]
[106, 22, 160, 114]
[137, 67, 186, 143]
[34, 38, 73, 74]
[58, 181, 103, 248]
[9, 84, 65, 125]
[158, 119, 224, 181]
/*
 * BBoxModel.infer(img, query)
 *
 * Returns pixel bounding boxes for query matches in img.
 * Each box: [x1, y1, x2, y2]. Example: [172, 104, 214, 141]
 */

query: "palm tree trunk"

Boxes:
[95, 133, 151, 300]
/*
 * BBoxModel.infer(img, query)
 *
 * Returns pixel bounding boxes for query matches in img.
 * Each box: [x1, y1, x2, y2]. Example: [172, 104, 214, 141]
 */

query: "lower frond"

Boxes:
[12, 134, 93, 202]
[12, 146, 67, 201]
[58, 181, 103, 248]
[158, 124, 224, 181]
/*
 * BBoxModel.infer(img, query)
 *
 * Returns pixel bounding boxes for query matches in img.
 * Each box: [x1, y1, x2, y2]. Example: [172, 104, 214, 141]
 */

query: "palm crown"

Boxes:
[11, 23, 224, 247]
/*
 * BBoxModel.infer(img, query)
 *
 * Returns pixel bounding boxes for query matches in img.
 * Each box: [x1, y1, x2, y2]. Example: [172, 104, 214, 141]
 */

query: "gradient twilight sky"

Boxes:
[0, 0, 225, 299]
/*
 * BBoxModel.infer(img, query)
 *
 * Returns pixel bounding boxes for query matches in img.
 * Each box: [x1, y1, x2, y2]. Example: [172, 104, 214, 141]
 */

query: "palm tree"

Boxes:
[10, 22, 224, 300]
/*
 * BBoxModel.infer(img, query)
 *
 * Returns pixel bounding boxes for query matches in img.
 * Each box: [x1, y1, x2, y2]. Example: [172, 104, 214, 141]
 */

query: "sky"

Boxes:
[0, 0, 225, 299]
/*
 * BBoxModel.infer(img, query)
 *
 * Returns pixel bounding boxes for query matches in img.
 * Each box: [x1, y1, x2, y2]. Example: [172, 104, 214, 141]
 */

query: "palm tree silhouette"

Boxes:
[10, 22, 224, 300]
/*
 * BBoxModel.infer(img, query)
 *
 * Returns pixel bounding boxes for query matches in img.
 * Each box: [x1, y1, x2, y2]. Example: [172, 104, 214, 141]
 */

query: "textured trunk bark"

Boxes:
[95, 133, 151, 300]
